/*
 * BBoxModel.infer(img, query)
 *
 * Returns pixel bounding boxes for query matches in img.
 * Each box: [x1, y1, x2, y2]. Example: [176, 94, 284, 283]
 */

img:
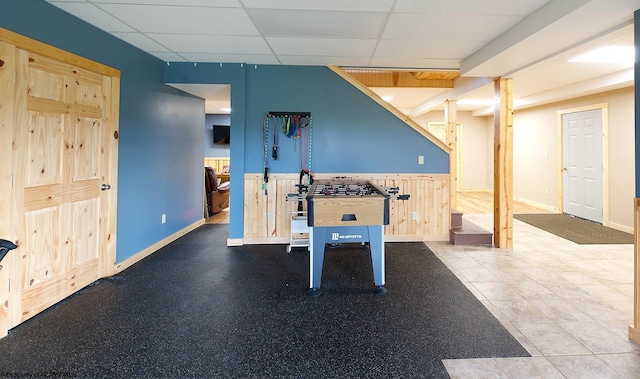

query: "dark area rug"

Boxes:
[514, 213, 633, 244]
[0, 224, 528, 378]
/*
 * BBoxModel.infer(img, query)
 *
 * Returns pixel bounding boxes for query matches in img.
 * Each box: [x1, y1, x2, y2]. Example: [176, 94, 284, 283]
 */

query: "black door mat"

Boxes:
[514, 213, 633, 244]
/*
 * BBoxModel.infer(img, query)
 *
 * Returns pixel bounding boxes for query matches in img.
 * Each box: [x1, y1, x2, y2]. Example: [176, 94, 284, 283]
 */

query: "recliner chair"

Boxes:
[205, 166, 230, 216]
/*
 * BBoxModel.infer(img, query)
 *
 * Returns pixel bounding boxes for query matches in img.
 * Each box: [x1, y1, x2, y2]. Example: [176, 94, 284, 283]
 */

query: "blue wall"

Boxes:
[205, 114, 231, 158]
[1, 0, 205, 263]
[166, 64, 449, 239]
[4, 0, 449, 262]
[243, 65, 448, 174]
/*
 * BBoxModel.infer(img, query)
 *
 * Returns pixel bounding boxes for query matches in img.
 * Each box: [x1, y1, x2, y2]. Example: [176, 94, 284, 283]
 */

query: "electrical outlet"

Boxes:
[162, 214, 166, 224]
[268, 212, 274, 221]
[412, 211, 418, 220]
[418, 155, 424, 165]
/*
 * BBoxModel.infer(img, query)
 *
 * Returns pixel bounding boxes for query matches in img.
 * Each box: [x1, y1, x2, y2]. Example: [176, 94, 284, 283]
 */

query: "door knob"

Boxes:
[101, 184, 111, 191]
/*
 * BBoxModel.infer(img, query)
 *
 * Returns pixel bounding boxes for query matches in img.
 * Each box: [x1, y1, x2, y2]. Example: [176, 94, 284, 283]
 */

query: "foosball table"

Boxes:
[287, 179, 409, 296]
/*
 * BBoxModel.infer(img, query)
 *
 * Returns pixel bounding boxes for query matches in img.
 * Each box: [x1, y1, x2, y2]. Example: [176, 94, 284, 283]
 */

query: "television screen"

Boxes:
[213, 125, 230, 144]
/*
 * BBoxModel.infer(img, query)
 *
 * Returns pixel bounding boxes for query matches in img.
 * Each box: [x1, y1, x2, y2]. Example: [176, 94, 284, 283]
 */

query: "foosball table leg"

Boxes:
[369, 225, 386, 295]
[308, 227, 325, 296]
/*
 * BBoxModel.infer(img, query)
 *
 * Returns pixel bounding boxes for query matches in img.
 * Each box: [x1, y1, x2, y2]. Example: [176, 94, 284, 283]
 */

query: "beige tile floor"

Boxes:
[429, 214, 640, 379]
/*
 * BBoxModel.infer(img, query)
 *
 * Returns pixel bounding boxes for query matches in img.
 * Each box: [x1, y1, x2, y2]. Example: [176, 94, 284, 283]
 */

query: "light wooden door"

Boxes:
[562, 109, 603, 223]
[0, 29, 119, 333]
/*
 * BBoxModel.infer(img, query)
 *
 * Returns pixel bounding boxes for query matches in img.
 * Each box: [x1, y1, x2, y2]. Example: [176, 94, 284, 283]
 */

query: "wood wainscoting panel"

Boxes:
[243, 173, 450, 243]
[204, 157, 230, 175]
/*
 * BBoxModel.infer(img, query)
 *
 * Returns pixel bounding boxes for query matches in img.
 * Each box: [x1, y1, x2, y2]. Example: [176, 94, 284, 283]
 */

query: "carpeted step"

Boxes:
[450, 219, 493, 246]
[451, 209, 463, 229]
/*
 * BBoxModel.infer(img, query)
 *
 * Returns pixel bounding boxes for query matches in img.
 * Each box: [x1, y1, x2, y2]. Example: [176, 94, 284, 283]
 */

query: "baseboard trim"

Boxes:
[231, 235, 449, 246]
[606, 221, 633, 234]
[227, 238, 244, 246]
[629, 325, 640, 344]
[115, 219, 205, 273]
[385, 235, 449, 242]
[513, 196, 558, 213]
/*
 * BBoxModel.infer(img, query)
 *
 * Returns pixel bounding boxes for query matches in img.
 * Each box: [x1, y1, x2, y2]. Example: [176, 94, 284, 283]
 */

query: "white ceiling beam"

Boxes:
[472, 68, 634, 116]
[409, 77, 493, 117]
[461, 0, 591, 77]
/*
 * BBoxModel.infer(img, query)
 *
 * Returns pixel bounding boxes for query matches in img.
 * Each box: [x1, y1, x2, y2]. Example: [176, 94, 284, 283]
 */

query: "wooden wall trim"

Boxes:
[244, 173, 450, 180]
[115, 219, 205, 273]
[0, 41, 16, 240]
[235, 234, 449, 247]
[102, 76, 120, 278]
[0, 27, 120, 78]
[0, 41, 14, 336]
[631, 197, 640, 344]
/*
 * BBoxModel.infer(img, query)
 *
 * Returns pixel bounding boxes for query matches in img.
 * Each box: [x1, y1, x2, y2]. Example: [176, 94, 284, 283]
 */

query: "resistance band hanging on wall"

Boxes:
[262, 112, 313, 194]
[262, 114, 273, 195]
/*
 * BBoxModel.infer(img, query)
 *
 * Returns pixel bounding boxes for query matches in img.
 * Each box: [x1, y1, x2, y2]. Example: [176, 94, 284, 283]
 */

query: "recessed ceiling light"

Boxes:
[381, 96, 394, 102]
[569, 46, 634, 64]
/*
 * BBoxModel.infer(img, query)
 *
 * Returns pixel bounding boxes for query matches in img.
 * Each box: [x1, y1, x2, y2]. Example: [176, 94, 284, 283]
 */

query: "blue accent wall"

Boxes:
[4, 0, 449, 261]
[244, 65, 448, 174]
[1, 0, 206, 263]
[166, 64, 449, 239]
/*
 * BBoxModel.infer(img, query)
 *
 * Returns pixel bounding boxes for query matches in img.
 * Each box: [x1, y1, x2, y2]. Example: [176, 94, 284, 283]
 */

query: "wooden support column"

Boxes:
[630, 199, 640, 343]
[630, 8, 640, 344]
[445, 100, 457, 210]
[493, 78, 513, 248]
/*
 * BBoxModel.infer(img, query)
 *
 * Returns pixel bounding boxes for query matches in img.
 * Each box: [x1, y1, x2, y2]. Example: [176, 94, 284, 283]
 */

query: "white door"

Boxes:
[562, 109, 603, 223]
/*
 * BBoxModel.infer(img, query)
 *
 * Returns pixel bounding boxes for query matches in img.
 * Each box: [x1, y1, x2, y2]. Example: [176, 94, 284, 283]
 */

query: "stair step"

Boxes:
[450, 219, 493, 246]
[451, 209, 463, 229]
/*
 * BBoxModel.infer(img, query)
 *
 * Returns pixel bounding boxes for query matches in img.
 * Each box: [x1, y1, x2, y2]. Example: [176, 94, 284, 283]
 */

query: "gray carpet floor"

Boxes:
[514, 213, 633, 244]
[0, 224, 528, 378]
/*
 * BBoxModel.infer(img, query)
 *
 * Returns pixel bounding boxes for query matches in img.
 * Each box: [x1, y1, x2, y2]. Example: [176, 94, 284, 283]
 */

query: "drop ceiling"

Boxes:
[45, 0, 640, 116]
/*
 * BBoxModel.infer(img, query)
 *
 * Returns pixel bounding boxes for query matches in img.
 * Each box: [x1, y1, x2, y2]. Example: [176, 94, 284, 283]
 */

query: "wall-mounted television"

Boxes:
[213, 125, 230, 144]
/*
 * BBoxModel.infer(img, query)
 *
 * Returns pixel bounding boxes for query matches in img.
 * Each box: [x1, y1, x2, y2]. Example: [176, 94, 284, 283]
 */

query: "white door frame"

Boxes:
[557, 103, 609, 225]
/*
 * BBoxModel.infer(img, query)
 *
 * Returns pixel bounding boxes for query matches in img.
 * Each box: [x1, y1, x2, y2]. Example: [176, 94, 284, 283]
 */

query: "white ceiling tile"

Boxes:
[266, 37, 377, 57]
[393, 0, 552, 16]
[95, 4, 259, 35]
[150, 34, 272, 54]
[44, 0, 638, 113]
[149, 51, 188, 62]
[241, 0, 393, 12]
[278, 55, 372, 67]
[368, 56, 461, 70]
[375, 39, 481, 59]
[178, 53, 279, 65]
[248, 9, 387, 39]
[46, 2, 136, 32]
[89, 0, 241, 6]
[382, 13, 521, 41]
[112, 32, 170, 52]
